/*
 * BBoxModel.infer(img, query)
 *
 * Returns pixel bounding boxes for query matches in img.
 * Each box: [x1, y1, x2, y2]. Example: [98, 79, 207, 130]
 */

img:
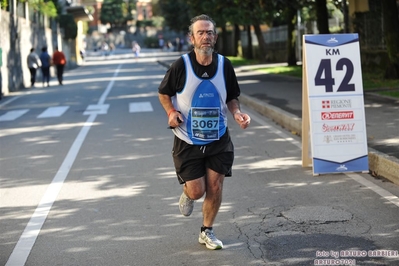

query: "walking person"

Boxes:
[158, 14, 251, 250]
[27, 48, 41, 88]
[132, 41, 141, 57]
[52, 46, 66, 85]
[39, 47, 51, 87]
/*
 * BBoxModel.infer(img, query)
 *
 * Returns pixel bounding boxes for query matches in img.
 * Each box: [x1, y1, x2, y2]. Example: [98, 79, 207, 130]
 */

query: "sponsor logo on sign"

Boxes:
[323, 134, 357, 144]
[322, 100, 330, 108]
[323, 135, 333, 143]
[327, 37, 338, 43]
[321, 111, 354, 120]
[322, 123, 355, 132]
[322, 99, 352, 109]
[336, 165, 348, 171]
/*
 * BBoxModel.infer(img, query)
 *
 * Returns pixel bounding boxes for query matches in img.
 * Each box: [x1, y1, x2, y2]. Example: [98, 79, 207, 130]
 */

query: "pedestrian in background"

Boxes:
[132, 41, 141, 57]
[52, 46, 66, 85]
[27, 48, 41, 88]
[39, 47, 51, 87]
[158, 14, 251, 250]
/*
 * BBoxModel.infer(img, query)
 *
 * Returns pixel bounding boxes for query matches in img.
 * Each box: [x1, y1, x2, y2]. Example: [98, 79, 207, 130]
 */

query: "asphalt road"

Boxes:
[1, 49, 399, 266]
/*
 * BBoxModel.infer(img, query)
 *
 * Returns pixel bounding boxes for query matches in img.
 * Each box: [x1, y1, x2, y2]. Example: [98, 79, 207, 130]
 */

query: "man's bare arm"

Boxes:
[159, 93, 184, 127]
[227, 99, 250, 129]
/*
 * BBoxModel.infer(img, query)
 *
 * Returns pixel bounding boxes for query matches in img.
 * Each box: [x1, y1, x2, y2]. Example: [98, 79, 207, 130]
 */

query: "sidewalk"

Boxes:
[159, 60, 399, 185]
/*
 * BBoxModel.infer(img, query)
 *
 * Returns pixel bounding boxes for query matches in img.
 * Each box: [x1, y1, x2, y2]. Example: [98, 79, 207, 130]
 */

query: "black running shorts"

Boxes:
[172, 128, 234, 184]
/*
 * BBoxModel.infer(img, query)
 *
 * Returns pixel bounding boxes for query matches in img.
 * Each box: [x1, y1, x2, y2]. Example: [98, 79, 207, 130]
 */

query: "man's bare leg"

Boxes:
[202, 168, 224, 227]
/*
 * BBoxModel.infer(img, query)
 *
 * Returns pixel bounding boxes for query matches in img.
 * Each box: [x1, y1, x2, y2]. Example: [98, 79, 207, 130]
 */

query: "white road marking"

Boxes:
[0, 96, 20, 108]
[129, 101, 153, 113]
[37, 106, 69, 118]
[5, 64, 122, 266]
[83, 104, 110, 115]
[244, 107, 399, 209]
[347, 173, 399, 208]
[0, 109, 29, 121]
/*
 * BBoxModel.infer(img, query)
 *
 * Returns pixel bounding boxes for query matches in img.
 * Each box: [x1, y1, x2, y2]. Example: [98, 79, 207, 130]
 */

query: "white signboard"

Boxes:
[303, 34, 369, 175]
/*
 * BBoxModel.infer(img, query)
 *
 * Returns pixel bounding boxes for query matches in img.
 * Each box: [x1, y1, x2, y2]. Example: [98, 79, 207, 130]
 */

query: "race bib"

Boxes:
[190, 107, 220, 141]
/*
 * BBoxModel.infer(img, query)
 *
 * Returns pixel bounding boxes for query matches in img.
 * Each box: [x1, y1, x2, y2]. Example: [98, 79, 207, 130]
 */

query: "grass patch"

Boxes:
[228, 56, 260, 67]
[361, 71, 399, 91]
[228, 56, 399, 97]
[379, 90, 399, 97]
[255, 65, 302, 78]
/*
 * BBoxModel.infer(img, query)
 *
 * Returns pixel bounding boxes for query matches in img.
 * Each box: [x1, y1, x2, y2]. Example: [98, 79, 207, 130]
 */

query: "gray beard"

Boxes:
[195, 46, 214, 56]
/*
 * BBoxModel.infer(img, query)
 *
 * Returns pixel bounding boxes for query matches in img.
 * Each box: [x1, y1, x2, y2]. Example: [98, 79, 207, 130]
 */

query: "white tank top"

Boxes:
[172, 54, 228, 145]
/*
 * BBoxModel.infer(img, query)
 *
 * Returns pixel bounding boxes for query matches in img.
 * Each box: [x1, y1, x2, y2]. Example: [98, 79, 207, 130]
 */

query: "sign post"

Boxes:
[302, 34, 369, 175]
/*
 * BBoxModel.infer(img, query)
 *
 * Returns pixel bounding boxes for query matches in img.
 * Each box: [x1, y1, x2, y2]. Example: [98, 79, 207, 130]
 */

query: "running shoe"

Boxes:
[179, 192, 194, 216]
[198, 229, 223, 250]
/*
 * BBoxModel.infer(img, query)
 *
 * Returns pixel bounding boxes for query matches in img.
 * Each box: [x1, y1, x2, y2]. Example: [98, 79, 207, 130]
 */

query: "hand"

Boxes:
[234, 112, 250, 129]
[168, 111, 183, 128]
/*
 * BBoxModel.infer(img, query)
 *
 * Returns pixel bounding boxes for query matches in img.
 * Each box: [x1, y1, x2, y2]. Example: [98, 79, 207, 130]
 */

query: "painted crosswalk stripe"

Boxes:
[0, 109, 29, 121]
[83, 104, 109, 115]
[129, 102, 153, 113]
[37, 106, 69, 118]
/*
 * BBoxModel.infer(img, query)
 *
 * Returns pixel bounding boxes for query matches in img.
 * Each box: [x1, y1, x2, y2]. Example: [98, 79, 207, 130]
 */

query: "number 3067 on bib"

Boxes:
[302, 34, 369, 175]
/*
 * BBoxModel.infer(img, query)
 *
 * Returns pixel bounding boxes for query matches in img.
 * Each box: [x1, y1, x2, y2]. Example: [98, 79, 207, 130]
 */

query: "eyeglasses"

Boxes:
[195, 31, 216, 37]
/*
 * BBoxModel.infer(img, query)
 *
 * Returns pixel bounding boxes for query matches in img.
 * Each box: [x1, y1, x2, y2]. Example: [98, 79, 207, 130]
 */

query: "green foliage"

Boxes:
[232, 0, 277, 26]
[143, 36, 159, 48]
[58, 14, 77, 40]
[85, 6, 95, 16]
[27, 0, 58, 17]
[1, 0, 58, 16]
[100, 0, 135, 29]
[228, 56, 260, 66]
[137, 20, 153, 28]
[1, 0, 8, 10]
[100, 0, 124, 26]
[158, 0, 191, 33]
[151, 16, 164, 28]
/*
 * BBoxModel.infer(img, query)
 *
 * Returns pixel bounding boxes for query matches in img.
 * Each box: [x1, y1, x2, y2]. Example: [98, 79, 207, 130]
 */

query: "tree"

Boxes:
[230, 0, 274, 62]
[285, 3, 297, 66]
[315, 0, 330, 34]
[381, 0, 399, 79]
[100, 0, 135, 30]
[59, 14, 77, 40]
[157, 0, 191, 33]
[1, 0, 57, 17]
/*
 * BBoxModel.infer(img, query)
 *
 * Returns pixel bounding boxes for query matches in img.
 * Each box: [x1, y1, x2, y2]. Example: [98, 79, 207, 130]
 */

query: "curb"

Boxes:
[240, 93, 399, 185]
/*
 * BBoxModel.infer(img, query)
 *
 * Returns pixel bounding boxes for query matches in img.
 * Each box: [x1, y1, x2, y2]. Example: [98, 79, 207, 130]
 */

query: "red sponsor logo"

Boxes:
[322, 100, 330, 108]
[321, 111, 354, 120]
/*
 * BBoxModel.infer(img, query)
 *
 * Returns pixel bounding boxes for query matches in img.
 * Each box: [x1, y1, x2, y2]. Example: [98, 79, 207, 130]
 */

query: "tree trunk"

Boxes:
[246, 25, 253, 60]
[315, 0, 330, 34]
[381, 0, 399, 79]
[9, 1, 24, 91]
[286, 6, 297, 66]
[221, 25, 228, 55]
[342, 0, 350, 33]
[234, 24, 240, 57]
[253, 24, 267, 62]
